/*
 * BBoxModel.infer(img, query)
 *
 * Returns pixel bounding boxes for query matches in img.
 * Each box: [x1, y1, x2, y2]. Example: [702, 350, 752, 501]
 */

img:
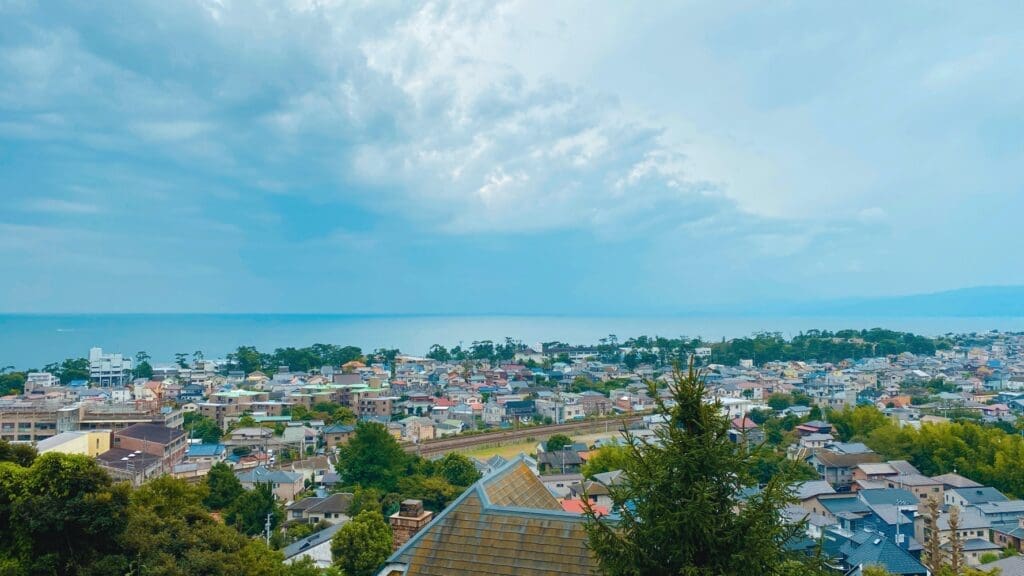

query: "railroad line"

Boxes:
[403, 415, 644, 457]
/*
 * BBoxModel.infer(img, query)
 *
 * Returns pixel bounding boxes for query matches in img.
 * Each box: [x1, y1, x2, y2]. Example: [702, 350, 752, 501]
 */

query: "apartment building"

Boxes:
[0, 399, 181, 443]
[24, 372, 58, 391]
[89, 347, 134, 387]
[112, 423, 187, 472]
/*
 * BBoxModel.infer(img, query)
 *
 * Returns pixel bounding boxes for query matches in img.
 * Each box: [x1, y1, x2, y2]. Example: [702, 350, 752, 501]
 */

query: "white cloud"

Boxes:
[23, 198, 103, 214]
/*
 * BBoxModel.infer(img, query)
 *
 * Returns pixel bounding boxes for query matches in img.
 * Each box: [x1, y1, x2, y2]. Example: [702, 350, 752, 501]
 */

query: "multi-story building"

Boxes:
[36, 430, 111, 456]
[24, 372, 58, 391]
[0, 398, 180, 443]
[112, 423, 187, 472]
[89, 347, 133, 387]
[0, 401, 60, 442]
[535, 397, 584, 424]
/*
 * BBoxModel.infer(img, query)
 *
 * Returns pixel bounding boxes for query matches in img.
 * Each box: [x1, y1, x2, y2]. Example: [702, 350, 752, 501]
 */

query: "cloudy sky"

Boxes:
[1, 1, 1022, 314]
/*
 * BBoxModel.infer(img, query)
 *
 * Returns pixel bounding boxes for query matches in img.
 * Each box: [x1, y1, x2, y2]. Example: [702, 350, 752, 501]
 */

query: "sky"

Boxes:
[1, 1, 1023, 314]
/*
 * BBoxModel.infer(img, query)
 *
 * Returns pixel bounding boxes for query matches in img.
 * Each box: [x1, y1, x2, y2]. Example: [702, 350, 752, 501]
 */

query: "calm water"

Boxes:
[2, 314, 1024, 369]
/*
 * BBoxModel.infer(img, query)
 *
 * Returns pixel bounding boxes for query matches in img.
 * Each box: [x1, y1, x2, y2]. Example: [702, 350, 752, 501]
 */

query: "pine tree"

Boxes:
[583, 362, 826, 575]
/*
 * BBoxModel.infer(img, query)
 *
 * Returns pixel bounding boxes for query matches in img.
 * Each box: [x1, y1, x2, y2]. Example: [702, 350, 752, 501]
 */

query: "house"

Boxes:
[822, 528, 927, 575]
[932, 472, 983, 490]
[945, 486, 1008, 508]
[940, 538, 1001, 567]
[983, 556, 1024, 576]
[540, 473, 585, 498]
[286, 493, 354, 525]
[805, 450, 881, 489]
[795, 420, 833, 436]
[185, 443, 227, 464]
[322, 424, 355, 450]
[283, 523, 345, 568]
[568, 480, 612, 510]
[399, 417, 435, 442]
[798, 433, 834, 450]
[727, 417, 764, 445]
[915, 505, 992, 549]
[538, 448, 583, 475]
[235, 466, 304, 501]
[376, 456, 600, 576]
[882, 474, 943, 503]
[992, 517, 1024, 554]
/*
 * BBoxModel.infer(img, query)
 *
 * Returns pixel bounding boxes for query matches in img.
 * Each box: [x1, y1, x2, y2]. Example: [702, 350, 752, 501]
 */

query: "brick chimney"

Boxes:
[390, 499, 433, 550]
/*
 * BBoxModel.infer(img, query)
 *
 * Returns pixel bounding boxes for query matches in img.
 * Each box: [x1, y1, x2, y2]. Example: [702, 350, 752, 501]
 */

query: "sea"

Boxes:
[2, 314, 1024, 370]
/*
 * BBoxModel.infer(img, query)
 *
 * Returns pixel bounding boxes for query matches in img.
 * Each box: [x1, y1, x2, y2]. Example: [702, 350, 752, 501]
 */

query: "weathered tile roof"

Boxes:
[382, 456, 600, 576]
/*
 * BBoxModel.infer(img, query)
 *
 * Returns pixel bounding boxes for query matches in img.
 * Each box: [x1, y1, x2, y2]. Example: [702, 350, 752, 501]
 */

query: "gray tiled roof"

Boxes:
[282, 522, 345, 559]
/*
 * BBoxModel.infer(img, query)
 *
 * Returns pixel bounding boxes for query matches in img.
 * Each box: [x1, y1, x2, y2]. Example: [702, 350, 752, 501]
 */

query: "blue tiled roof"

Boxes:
[844, 533, 927, 575]
[858, 488, 918, 506]
[186, 443, 225, 457]
[821, 496, 871, 515]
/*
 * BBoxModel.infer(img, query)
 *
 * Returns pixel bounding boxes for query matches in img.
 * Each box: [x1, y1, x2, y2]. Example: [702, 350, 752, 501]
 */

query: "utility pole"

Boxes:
[265, 513, 272, 546]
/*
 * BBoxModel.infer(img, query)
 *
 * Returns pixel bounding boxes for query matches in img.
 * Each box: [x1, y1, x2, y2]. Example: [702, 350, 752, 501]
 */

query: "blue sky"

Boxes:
[1, 1, 1022, 314]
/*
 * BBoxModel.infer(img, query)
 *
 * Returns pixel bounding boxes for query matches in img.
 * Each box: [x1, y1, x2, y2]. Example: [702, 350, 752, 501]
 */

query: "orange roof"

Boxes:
[560, 499, 609, 515]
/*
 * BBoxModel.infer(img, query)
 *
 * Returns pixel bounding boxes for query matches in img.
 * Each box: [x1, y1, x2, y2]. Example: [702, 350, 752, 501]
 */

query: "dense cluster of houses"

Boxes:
[776, 418, 1024, 575]
[7, 333, 1024, 573]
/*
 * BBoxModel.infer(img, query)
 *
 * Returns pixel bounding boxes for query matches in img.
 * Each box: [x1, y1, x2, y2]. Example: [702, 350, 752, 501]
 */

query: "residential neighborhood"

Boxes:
[5, 329, 1024, 574]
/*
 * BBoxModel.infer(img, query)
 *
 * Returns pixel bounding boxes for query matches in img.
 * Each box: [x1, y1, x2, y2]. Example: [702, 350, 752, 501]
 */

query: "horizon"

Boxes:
[3, 3, 1024, 314]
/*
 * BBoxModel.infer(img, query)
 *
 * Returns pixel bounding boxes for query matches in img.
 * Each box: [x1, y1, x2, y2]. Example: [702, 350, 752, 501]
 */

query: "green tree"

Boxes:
[336, 422, 410, 493]
[185, 413, 225, 444]
[331, 510, 393, 576]
[0, 371, 27, 395]
[204, 462, 244, 510]
[546, 434, 573, 452]
[437, 453, 481, 487]
[11, 453, 132, 574]
[583, 364, 824, 576]
[121, 475, 288, 575]
[827, 406, 890, 442]
[426, 344, 450, 362]
[225, 482, 283, 537]
[396, 475, 461, 511]
[175, 352, 190, 369]
[0, 438, 37, 467]
[582, 444, 630, 478]
[134, 351, 153, 379]
[46, 357, 90, 384]
[767, 394, 792, 412]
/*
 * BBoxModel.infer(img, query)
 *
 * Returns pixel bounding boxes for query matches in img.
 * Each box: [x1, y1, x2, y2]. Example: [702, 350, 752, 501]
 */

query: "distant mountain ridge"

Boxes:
[769, 285, 1024, 317]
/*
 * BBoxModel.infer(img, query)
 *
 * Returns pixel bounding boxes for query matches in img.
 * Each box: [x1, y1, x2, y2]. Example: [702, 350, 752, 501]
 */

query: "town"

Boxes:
[2, 329, 1024, 574]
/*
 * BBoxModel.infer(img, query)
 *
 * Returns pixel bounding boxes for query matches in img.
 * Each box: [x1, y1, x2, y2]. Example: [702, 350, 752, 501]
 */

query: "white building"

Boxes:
[25, 372, 58, 391]
[89, 347, 133, 387]
[535, 397, 585, 424]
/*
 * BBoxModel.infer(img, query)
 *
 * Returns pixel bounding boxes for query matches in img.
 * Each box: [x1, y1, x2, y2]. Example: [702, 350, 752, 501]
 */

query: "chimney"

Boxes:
[389, 499, 433, 550]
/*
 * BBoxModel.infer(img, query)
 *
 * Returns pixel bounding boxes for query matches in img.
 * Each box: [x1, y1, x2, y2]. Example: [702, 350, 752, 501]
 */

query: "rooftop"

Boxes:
[384, 456, 600, 575]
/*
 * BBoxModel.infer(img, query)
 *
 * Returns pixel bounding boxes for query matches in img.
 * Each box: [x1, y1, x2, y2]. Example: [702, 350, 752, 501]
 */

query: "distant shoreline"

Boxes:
[3, 313, 1024, 370]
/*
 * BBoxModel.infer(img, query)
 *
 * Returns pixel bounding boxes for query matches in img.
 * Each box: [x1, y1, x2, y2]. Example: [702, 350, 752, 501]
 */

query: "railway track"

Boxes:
[404, 415, 645, 457]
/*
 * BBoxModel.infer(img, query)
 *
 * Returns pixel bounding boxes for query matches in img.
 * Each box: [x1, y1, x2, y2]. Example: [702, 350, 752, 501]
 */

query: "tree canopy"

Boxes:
[583, 364, 825, 575]
[330, 510, 393, 576]
[336, 422, 411, 493]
